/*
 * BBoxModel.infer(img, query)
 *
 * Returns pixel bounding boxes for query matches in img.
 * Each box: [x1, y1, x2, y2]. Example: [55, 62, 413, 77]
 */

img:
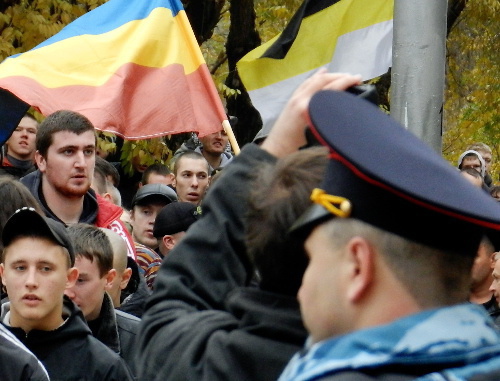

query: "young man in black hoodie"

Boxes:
[0, 208, 133, 380]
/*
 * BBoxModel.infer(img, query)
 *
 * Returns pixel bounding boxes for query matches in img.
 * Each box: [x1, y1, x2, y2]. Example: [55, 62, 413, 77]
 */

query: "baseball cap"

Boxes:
[153, 202, 201, 238]
[292, 90, 500, 256]
[131, 183, 178, 207]
[2, 207, 75, 266]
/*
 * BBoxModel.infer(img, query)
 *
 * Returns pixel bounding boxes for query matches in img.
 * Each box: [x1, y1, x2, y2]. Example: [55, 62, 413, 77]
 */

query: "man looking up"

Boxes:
[20, 110, 135, 258]
[172, 151, 210, 205]
[0, 208, 133, 380]
[0, 114, 38, 178]
[65, 224, 140, 375]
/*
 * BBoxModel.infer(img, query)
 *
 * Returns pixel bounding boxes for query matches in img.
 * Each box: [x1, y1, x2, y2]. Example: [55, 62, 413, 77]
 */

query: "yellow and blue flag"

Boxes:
[0, 0, 226, 145]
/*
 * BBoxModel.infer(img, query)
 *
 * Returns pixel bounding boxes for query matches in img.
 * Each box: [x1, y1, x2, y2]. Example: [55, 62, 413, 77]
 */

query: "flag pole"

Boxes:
[390, 0, 447, 153]
[222, 119, 240, 155]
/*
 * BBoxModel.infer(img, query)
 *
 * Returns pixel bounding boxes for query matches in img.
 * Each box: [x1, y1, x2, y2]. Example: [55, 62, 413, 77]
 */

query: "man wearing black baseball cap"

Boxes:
[153, 202, 201, 258]
[130, 183, 177, 289]
[0, 207, 134, 380]
[255, 70, 500, 380]
[130, 183, 178, 250]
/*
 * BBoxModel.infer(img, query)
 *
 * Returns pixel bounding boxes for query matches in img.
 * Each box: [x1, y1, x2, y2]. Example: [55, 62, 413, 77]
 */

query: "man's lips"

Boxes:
[186, 192, 200, 200]
[22, 294, 41, 306]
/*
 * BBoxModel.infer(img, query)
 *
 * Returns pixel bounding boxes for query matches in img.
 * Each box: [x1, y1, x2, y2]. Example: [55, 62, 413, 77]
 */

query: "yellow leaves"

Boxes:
[120, 138, 173, 177]
[218, 83, 241, 98]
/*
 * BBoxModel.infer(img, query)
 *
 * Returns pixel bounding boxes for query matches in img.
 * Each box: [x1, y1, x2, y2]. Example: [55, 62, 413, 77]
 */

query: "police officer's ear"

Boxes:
[344, 237, 375, 304]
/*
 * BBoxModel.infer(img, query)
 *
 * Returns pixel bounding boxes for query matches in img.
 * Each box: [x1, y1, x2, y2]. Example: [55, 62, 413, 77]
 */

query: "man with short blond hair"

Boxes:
[0, 208, 133, 380]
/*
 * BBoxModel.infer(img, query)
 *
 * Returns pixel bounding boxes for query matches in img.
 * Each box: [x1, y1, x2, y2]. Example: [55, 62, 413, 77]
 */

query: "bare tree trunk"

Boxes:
[225, 0, 262, 145]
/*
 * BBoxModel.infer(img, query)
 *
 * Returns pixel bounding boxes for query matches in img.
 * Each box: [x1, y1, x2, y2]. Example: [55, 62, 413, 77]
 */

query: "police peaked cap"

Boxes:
[293, 90, 500, 256]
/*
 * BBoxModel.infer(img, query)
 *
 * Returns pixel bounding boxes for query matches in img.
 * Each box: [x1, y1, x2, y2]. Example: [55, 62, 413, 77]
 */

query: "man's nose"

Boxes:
[74, 151, 87, 167]
[25, 268, 38, 289]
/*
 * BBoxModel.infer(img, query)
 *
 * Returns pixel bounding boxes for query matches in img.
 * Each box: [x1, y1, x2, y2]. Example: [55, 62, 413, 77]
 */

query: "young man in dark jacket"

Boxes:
[0, 323, 49, 381]
[20, 110, 135, 258]
[0, 208, 134, 380]
[65, 223, 140, 375]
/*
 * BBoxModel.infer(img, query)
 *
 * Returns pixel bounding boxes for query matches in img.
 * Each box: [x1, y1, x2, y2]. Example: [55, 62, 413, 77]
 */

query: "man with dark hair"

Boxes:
[248, 70, 500, 380]
[135, 144, 329, 378]
[173, 130, 233, 175]
[130, 183, 177, 289]
[171, 151, 210, 205]
[65, 224, 140, 375]
[0, 114, 38, 178]
[20, 110, 135, 259]
[141, 163, 173, 186]
[0, 208, 133, 380]
[470, 237, 500, 328]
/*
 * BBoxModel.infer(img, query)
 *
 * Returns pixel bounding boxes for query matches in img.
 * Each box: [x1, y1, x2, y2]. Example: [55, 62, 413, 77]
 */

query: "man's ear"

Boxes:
[104, 269, 117, 291]
[66, 267, 79, 288]
[120, 268, 133, 290]
[102, 192, 113, 203]
[490, 253, 497, 269]
[35, 150, 46, 172]
[0, 264, 5, 286]
[344, 237, 375, 303]
[163, 235, 175, 251]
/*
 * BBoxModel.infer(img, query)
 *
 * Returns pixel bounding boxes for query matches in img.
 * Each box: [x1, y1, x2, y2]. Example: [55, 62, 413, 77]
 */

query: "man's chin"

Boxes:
[58, 185, 90, 198]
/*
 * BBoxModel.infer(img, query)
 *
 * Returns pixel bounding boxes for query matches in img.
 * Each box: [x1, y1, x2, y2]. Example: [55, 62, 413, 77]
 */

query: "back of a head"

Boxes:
[142, 163, 171, 185]
[67, 224, 113, 277]
[0, 178, 44, 251]
[95, 155, 120, 187]
[36, 110, 96, 158]
[99, 227, 128, 272]
[246, 146, 328, 296]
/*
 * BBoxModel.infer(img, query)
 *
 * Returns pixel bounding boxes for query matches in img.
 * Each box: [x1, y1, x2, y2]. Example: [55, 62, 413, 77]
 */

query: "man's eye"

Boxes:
[40, 266, 52, 272]
[77, 278, 86, 283]
[14, 266, 26, 271]
[84, 149, 95, 156]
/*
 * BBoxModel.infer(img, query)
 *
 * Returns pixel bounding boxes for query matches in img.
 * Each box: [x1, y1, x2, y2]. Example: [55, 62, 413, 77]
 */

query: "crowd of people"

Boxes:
[1, 70, 500, 380]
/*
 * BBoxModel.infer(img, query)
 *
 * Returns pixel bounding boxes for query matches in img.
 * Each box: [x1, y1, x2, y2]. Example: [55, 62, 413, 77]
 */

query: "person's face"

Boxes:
[298, 224, 348, 343]
[6, 116, 38, 161]
[173, 158, 210, 205]
[64, 256, 113, 321]
[146, 172, 174, 186]
[199, 130, 228, 155]
[130, 202, 166, 249]
[461, 156, 482, 173]
[489, 258, 500, 305]
[36, 130, 96, 199]
[471, 243, 494, 288]
[479, 151, 492, 172]
[0, 237, 77, 333]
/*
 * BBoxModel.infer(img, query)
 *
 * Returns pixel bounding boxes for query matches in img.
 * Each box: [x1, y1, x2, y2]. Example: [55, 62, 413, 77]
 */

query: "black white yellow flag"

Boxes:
[237, 0, 393, 133]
